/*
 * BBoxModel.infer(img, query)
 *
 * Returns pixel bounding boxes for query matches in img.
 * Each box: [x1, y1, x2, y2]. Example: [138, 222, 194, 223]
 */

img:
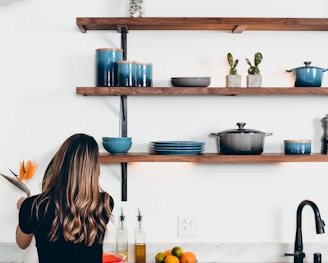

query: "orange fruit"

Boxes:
[165, 255, 179, 263]
[172, 247, 183, 258]
[164, 249, 172, 257]
[180, 252, 197, 263]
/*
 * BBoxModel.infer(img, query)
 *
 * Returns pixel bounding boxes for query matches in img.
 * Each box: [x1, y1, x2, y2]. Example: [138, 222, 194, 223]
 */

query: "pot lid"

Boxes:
[219, 122, 265, 134]
[288, 61, 325, 71]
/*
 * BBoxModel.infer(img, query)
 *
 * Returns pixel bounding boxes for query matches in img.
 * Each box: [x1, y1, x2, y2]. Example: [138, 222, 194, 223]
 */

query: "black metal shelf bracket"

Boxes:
[120, 95, 128, 201]
[120, 27, 128, 201]
[121, 27, 127, 60]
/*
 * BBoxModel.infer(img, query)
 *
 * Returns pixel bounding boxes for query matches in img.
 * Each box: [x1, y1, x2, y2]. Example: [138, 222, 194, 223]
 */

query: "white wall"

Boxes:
[0, 0, 328, 250]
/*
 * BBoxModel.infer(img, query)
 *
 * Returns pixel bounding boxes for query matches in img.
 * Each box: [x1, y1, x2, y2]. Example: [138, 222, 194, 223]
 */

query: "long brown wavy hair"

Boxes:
[33, 133, 113, 246]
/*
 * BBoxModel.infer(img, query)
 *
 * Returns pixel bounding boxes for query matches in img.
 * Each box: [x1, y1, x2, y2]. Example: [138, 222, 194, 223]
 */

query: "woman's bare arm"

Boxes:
[16, 196, 33, 249]
[16, 225, 33, 249]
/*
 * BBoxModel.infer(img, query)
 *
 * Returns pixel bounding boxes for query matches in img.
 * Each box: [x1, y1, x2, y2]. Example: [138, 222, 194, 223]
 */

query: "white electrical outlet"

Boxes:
[177, 216, 199, 237]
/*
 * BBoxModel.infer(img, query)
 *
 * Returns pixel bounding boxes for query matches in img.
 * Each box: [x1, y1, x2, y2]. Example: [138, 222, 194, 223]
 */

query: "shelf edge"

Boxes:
[76, 87, 328, 96]
[76, 17, 328, 33]
[99, 153, 328, 163]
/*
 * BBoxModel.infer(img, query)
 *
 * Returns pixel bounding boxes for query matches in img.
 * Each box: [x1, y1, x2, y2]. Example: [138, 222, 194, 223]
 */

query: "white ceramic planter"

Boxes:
[247, 74, 262, 87]
[226, 75, 242, 88]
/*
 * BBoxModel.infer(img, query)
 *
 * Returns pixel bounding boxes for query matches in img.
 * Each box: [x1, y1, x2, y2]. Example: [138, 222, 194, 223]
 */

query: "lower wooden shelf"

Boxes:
[99, 153, 328, 163]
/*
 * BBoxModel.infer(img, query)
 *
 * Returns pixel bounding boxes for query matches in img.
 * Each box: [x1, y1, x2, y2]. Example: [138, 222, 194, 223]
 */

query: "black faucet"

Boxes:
[285, 200, 325, 263]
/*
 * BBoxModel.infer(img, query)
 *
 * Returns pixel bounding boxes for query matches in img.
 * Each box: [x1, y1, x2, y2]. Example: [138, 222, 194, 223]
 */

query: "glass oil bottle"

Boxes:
[116, 208, 128, 262]
[135, 208, 146, 263]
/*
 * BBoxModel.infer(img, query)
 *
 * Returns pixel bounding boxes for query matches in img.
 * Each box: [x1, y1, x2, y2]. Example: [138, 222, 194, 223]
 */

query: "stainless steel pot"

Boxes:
[286, 61, 328, 87]
[211, 122, 273, 155]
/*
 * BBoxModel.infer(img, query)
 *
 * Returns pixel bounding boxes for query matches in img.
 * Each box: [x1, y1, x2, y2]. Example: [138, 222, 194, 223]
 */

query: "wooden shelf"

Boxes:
[100, 153, 328, 163]
[76, 17, 328, 33]
[76, 87, 328, 96]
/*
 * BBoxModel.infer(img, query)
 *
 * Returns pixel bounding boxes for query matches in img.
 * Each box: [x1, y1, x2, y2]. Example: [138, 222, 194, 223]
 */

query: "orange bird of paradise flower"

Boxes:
[18, 160, 38, 182]
[0, 160, 37, 196]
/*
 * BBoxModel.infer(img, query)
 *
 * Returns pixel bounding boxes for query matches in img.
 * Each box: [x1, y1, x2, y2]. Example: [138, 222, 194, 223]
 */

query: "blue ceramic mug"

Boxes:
[117, 60, 138, 87]
[96, 48, 123, 86]
[137, 62, 153, 87]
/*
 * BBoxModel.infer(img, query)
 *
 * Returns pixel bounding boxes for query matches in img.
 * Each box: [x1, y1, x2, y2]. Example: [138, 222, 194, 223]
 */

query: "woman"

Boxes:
[16, 133, 114, 263]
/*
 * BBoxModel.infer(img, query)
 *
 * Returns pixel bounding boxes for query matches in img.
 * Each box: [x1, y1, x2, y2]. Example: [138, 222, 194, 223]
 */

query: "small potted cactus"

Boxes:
[226, 53, 241, 88]
[246, 52, 263, 87]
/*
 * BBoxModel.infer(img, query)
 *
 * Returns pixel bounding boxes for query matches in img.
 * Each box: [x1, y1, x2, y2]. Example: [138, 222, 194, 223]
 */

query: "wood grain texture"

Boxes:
[76, 17, 328, 33]
[76, 87, 328, 96]
[99, 153, 328, 163]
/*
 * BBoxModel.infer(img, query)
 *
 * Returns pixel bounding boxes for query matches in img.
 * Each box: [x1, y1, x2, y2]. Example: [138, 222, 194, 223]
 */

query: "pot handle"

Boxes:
[323, 68, 328, 72]
[265, 133, 273, 136]
[286, 69, 293, 73]
[210, 133, 220, 137]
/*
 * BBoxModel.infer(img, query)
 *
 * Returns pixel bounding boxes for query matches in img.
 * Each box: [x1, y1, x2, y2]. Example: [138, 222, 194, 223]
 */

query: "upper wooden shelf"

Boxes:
[99, 153, 328, 163]
[76, 87, 328, 96]
[76, 17, 328, 33]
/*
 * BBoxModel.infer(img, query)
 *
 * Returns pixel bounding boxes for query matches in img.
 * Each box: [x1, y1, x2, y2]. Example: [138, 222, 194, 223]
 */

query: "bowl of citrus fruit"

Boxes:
[155, 246, 197, 263]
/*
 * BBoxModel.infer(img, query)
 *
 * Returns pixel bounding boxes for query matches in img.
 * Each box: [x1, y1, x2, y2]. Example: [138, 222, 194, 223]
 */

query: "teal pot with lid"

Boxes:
[286, 61, 328, 87]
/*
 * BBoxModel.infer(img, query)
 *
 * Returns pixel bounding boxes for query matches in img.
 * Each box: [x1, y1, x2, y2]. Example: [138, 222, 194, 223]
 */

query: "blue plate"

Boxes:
[151, 141, 205, 147]
[153, 148, 203, 155]
[152, 146, 204, 150]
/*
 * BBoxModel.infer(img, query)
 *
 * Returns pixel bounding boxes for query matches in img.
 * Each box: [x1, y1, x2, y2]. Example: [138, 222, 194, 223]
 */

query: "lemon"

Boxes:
[171, 246, 183, 258]
[164, 255, 179, 263]
[155, 252, 166, 263]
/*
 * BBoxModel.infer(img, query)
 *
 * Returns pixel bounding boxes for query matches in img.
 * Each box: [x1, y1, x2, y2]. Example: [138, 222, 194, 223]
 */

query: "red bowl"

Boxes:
[103, 253, 124, 263]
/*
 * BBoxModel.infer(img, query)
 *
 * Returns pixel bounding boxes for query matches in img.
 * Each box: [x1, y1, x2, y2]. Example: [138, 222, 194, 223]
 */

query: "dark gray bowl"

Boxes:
[171, 77, 210, 87]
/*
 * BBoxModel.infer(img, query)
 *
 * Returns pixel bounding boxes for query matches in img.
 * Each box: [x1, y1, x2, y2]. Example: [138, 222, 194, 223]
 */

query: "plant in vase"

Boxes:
[226, 53, 241, 87]
[128, 0, 144, 17]
[246, 52, 263, 87]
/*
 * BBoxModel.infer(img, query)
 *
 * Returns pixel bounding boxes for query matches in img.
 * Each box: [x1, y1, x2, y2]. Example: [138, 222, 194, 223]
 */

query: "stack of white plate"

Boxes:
[151, 141, 205, 155]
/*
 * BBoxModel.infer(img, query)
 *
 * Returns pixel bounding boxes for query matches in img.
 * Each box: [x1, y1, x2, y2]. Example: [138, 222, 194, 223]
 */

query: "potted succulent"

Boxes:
[246, 52, 263, 87]
[128, 0, 144, 17]
[226, 53, 241, 87]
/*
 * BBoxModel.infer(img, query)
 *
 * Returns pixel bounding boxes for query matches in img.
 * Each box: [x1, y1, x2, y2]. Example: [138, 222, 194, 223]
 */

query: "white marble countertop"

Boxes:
[1, 242, 327, 263]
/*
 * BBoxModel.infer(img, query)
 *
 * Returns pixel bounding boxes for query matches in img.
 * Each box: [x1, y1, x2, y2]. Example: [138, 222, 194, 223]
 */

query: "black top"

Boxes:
[19, 193, 114, 263]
